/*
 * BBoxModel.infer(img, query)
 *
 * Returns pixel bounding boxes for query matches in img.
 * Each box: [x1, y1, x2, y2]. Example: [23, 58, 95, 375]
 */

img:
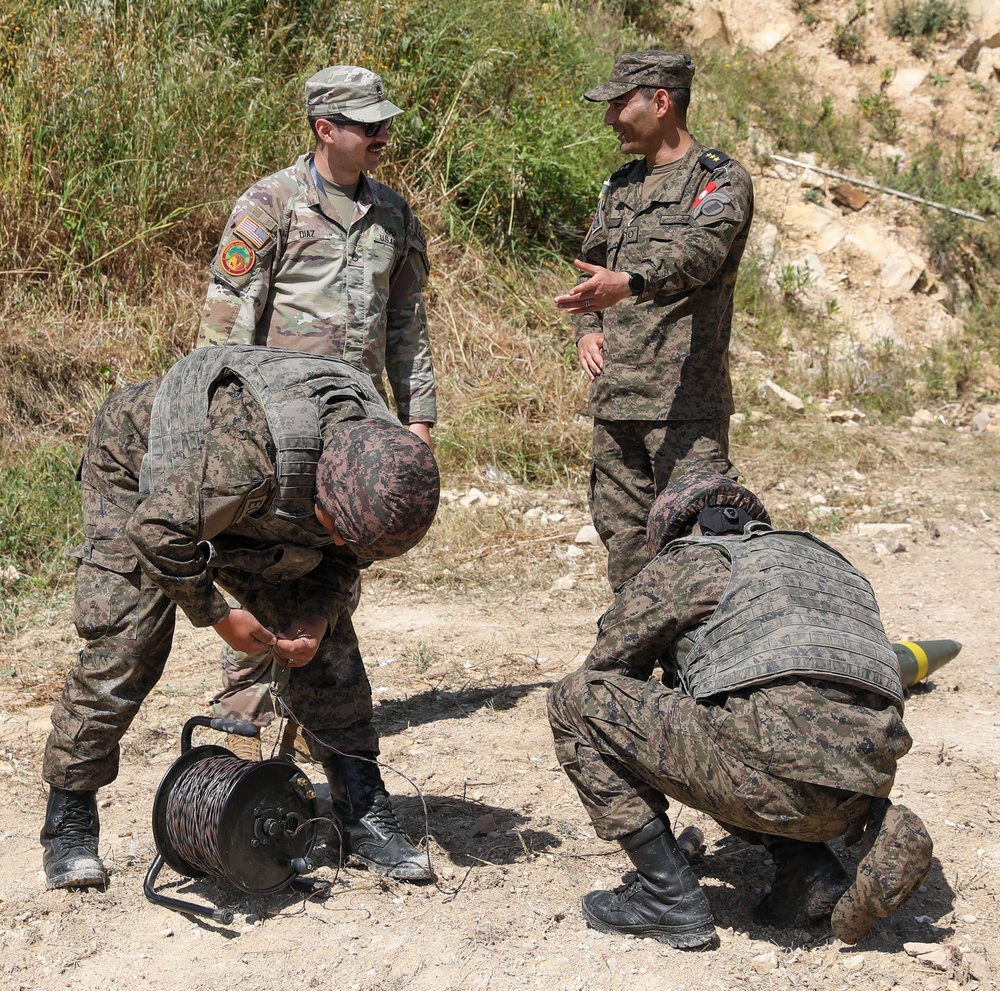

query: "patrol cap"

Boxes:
[646, 468, 770, 558]
[305, 66, 404, 123]
[584, 50, 695, 102]
[316, 419, 440, 561]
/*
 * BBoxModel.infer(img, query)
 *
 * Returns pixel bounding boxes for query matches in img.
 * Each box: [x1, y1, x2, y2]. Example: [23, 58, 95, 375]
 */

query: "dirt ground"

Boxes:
[1, 419, 998, 991]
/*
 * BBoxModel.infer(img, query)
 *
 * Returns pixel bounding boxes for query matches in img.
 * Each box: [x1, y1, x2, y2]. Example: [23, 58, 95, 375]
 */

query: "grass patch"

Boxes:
[0, 443, 82, 633]
[887, 0, 968, 56]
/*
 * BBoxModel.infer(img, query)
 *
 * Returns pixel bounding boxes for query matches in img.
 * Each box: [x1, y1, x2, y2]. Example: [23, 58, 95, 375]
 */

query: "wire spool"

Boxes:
[151, 743, 319, 894]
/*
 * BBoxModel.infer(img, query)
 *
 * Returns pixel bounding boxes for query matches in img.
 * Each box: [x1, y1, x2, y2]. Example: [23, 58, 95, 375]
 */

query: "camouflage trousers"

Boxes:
[42, 381, 377, 792]
[589, 417, 735, 591]
[210, 576, 362, 730]
[547, 669, 876, 844]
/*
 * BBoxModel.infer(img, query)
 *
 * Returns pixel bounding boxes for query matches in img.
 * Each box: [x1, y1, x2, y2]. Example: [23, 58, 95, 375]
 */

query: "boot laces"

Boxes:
[364, 793, 404, 835]
[610, 876, 644, 906]
[57, 800, 96, 839]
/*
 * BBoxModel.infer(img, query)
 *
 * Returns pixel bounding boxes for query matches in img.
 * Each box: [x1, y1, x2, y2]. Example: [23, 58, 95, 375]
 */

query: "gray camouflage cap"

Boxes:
[316, 419, 440, 561]
[584, 50, 695, 102]
[646, 468, 770, 558]
[305, 66, 404, 123]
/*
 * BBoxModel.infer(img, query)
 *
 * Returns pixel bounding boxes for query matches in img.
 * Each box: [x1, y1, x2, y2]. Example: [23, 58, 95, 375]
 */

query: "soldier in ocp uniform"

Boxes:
[198, 66, 435, 446]
[197, 66, 436, 749]
[555, 51, 754, 593]
[548, 469, 934, 948]
[40, 346, 441, 890]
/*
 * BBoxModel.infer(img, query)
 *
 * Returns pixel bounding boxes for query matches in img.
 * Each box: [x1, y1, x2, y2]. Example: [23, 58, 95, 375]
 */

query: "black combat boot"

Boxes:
[40, 787, 108, 890]
[754, 837, 852, 927]
[582, 815, 717, 949]
[324, 753, 433, 882]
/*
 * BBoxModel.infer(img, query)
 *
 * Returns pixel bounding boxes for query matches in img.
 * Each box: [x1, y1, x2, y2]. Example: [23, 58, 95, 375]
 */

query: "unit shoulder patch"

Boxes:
[696, 191, 733, 218]
[220, 240, 256, 277]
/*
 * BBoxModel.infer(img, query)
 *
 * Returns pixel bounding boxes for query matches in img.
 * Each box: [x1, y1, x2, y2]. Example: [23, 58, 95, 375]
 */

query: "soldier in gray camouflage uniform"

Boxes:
[547, 469, 933, 948]
[555, 52, 753, 592]
[40, 346, 441, 890]
[197, 66, 436, 743]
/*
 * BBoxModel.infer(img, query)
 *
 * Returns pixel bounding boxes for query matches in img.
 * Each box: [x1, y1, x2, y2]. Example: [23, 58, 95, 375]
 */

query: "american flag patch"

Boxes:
[234, 215, 270, 249]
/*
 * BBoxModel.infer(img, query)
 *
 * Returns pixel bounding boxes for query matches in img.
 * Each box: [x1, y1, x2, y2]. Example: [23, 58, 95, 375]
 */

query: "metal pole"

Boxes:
[771, 154, 988, 222]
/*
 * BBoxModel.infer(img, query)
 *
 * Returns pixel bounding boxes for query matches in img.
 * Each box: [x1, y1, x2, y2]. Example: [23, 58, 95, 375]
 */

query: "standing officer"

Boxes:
[197, 66, 437, 743]
[548, 469, 933, 948]
[198, 65, 435, 445]
[555, 51, 754, 592]
[40, 346, 441, 889]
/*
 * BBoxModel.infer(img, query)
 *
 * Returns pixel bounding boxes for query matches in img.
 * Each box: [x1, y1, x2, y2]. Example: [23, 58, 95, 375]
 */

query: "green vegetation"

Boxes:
[859, 92, 900, 142]
[887, 0, 968, 56]
[0, 444, 81, 633]
[833, 0, 869, 62]
[1, 0, 998, 625]
[875, 142, 1000, 381]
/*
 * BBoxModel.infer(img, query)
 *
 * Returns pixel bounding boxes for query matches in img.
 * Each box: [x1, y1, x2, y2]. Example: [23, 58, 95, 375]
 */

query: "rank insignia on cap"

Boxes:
[234, 215, 271, 249]
[221, 240, 255, 276]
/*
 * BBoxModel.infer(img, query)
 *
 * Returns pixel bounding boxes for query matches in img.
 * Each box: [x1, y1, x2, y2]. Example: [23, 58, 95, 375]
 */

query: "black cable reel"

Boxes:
[144, 715, 328, 925]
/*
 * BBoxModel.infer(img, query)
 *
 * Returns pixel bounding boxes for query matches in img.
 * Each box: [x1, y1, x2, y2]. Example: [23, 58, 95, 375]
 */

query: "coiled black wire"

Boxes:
[164, 754, 247, 877]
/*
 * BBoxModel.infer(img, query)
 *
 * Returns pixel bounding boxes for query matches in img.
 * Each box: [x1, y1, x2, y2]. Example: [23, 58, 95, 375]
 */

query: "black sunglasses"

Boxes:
[328, 116, 393, 138]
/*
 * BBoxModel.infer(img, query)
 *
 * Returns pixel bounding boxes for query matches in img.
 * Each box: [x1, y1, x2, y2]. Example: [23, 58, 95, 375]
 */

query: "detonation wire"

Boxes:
[267, 683, 478, 899]
[163, 753, 247, 878]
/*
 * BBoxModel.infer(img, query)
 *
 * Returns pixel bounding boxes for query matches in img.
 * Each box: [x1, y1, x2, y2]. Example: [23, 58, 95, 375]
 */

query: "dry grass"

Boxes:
[0, 256, 203, 450]
[420, 231, 591, 482]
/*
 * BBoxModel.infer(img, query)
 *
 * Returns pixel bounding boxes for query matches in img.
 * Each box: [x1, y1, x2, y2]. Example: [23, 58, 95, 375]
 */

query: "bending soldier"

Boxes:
[41, 345, 440, 890]
[548, 469, 933, 947]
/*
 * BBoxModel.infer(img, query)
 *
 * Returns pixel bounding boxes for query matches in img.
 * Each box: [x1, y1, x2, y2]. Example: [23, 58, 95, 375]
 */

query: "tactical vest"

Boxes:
[670, 524, 903, 704]
[140, 346, 397, 519]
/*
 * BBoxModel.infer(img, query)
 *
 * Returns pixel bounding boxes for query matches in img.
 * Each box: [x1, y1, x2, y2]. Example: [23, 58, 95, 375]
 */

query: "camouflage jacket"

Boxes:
[124, 370, 367, 630]
[197, 153, 436, 425]
[586, 531, 900, 700]
[573, 139, 753, 421]
[584, 537, 910, 795]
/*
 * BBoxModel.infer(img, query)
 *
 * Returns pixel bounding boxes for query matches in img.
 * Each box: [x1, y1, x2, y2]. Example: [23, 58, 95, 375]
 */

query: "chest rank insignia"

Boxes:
[242, 484, 272, 518]
[221, 240, 255, 277]
[234, 215, 271, 250]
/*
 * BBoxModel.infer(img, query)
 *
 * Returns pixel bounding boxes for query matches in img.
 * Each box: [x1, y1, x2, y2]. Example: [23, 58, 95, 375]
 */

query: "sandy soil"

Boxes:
[1, 421, 998, 991]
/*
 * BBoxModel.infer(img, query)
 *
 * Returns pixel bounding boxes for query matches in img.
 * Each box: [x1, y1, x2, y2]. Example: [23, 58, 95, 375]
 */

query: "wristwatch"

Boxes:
[627, 271, 645, 296]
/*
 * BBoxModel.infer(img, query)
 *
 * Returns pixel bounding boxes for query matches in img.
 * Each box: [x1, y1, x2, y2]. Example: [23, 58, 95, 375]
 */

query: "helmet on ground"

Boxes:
[316, 419, 440, 561]
[646, 468, 770, 558]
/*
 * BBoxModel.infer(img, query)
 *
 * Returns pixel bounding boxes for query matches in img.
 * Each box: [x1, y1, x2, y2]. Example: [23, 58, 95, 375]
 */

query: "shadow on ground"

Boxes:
[373, 681, 554, 737]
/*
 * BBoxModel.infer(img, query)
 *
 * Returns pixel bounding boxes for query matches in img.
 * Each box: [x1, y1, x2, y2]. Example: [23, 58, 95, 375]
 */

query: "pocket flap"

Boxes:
[84, 535, 138, 572]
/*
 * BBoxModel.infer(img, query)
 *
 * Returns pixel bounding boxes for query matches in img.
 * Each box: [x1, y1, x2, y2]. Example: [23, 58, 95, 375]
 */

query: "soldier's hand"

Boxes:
[577, 333, 605, 380]
[407, 422, 433, 449]
[272, 614, 329, 668]
[213, 608, 281, 654]
[554, 260, 631, 314]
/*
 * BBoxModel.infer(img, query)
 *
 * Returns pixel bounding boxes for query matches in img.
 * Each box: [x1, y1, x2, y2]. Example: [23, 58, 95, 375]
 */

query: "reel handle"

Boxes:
[181, 716, 260, 753]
